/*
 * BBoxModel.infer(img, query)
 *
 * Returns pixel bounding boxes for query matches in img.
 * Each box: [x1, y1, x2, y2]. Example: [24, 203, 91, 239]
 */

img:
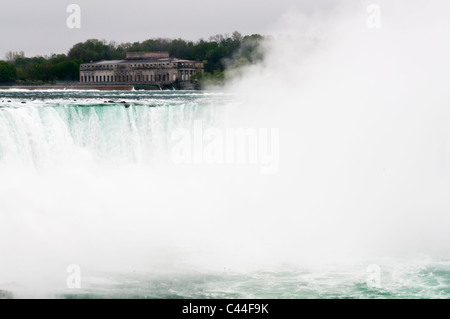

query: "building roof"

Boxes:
[82, 51, 202, 66]
[93, 60, 125, 65]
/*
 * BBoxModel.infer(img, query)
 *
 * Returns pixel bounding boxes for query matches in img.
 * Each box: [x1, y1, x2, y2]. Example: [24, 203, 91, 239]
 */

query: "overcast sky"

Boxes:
[0, 0, 345, 58]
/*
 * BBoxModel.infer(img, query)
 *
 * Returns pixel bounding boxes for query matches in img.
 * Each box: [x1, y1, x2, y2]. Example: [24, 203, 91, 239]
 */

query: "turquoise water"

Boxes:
[0, 90, 225, 166]
[60, 261, 450, 299]
[0, 90, 449, 299]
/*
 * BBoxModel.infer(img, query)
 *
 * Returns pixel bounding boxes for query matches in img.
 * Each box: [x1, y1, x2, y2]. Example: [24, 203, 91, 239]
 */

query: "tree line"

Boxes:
[0, 32, 265, 85]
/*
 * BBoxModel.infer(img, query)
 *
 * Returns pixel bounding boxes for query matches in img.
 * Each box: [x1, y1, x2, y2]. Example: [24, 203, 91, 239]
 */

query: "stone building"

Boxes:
[79, 52, 203, 89]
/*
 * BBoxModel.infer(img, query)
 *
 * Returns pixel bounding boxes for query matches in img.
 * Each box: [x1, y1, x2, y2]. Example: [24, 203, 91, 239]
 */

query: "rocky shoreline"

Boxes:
[0, 85, 135, 91]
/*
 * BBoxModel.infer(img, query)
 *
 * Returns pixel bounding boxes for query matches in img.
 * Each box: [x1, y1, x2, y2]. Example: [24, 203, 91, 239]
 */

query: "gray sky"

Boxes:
[0, 0, 339, 58]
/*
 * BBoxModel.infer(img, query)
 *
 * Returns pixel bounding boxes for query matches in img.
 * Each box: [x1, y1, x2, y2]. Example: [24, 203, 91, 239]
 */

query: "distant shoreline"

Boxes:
[0, 84, 134, 91]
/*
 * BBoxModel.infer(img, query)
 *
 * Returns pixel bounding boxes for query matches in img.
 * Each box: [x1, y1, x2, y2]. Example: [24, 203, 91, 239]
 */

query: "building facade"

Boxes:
[79, 52, 203, 88]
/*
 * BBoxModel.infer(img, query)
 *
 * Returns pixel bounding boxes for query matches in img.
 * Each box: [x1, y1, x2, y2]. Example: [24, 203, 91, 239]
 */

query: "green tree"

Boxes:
[0, 61, 16, 82]
[68, 39, 113, 62]
[50, 60, 80, 81]
[168, 39, 193, 60]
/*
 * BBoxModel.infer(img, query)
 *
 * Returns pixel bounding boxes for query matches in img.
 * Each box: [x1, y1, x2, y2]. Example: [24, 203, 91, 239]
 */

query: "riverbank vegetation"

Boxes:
[0, 32, 265, 87]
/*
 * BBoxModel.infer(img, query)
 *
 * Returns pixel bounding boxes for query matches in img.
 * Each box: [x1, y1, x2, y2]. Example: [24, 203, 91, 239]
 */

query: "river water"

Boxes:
[0, 90, 449, 299]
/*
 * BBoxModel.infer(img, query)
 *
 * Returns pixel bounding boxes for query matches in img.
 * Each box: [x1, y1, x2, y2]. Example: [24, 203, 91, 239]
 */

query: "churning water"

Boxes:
[0, 90, 448, 299]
